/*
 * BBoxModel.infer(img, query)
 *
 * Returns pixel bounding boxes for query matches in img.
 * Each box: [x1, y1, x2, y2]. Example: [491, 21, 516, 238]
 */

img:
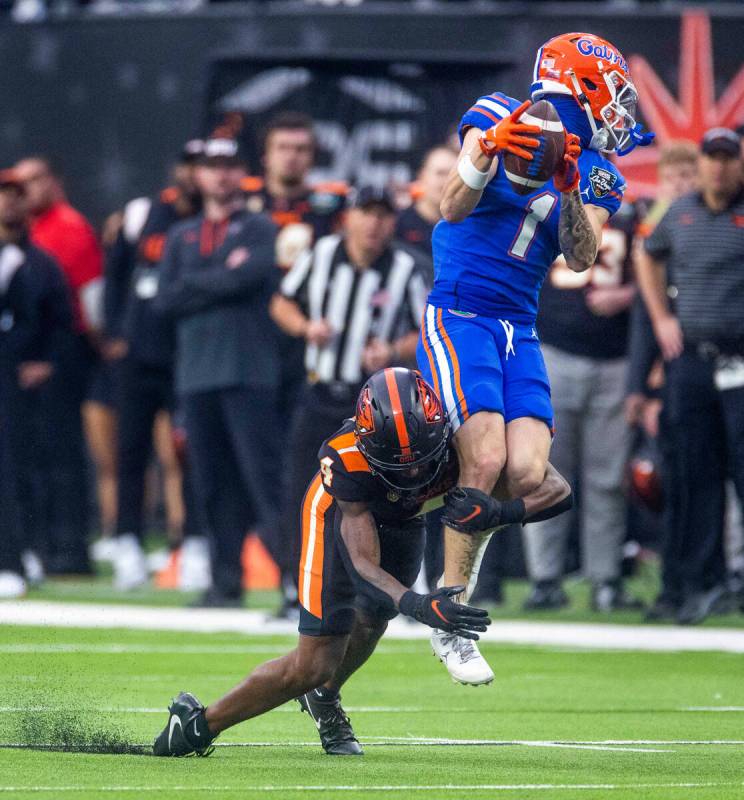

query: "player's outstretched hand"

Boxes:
[553, 132, 582, 192]
[399, 586, 491, 640]
[478, 100, 541, 161]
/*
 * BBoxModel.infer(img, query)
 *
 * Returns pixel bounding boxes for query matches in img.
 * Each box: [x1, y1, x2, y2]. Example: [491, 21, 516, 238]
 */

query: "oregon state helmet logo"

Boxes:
[416, 375, 443, 425]
[355, 386, 376, 435]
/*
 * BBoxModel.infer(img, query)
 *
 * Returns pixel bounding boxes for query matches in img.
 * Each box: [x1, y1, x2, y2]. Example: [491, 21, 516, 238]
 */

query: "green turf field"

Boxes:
[1, 624, 743, 799]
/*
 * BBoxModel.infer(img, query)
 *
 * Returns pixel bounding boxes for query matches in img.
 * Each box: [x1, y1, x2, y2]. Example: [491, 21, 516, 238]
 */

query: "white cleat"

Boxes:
[0, 571, 27, 599]
[113, 533, 148, 591]
[179, 537, 212, 592]
[431, 629, 494, 686]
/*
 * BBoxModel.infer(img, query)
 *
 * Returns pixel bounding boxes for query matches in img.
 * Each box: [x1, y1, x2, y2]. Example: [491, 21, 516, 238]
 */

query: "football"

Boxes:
[502, 99, 565, 195]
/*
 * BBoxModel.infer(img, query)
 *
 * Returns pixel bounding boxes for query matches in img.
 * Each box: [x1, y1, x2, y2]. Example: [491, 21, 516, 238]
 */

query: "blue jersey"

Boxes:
[428, 92, 626, 324]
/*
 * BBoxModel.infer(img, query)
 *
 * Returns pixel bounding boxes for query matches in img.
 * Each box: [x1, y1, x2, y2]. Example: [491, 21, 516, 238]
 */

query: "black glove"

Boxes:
[399, 585, 491, 640]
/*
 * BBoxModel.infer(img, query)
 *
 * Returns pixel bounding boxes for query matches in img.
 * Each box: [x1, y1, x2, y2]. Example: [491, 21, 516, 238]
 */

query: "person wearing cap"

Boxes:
[269, 184, 431, 617]
[636, 127, 744, 624]
[101, 140, 205, 591]
[154, 136, 282, 608]
[0, 169, 73, 595]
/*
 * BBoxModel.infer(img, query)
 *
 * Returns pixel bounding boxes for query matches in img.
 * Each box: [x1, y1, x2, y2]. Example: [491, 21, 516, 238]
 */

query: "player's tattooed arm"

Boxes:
[337, 500, 408, 611]
[558, 193, 608, 272]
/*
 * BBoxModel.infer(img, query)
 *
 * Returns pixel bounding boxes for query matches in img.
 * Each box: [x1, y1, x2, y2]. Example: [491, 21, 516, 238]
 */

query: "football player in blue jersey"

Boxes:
[417, 32, 654, 683]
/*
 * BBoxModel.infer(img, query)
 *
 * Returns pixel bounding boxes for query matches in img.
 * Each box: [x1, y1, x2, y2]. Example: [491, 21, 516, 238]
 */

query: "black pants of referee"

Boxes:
[660, 347, 744, 598]
[280, 382, 359, 593]
[183, 385, 281, 599]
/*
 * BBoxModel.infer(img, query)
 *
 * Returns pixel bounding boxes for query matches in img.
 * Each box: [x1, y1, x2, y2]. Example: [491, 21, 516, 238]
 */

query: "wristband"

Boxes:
[457, 153, 490, 191]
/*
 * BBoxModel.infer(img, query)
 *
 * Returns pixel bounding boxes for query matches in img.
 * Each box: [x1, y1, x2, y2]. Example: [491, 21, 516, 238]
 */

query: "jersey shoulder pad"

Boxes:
[241, 175, 265, 194]
[318, 428, 374, 501]
[459, 92, 518, 142]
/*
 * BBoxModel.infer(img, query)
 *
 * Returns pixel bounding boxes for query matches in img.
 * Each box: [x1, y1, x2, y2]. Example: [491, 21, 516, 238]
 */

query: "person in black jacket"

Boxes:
[155, 137, 281, 607]
[0, 169, 73, 595]
[103, 140, 204, 591]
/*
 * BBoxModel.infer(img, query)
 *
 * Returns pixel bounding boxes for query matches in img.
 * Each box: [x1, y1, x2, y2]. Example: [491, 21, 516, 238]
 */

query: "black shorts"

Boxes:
[298, 475, 425, 637]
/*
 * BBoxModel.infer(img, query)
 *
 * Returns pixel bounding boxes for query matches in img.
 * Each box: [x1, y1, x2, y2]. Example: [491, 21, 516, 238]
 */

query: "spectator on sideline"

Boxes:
[624, 141, 700, 620]
[269, 185, 430, 618]
[15, 155, 104, 573]
[155, 136, 281, 608]
[0, 169, 73, 595]
[637, 128, 744, 625]
[243, 112, 346, 603]
[243, 111, 347, 419]
[103, 140, 205, 591]
[395, 145, 456, 264]
[523, 191, 642, 612]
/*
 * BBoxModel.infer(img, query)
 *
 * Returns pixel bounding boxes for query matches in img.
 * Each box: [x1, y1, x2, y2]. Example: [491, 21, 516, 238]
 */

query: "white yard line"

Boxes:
[0, 782, 736, 793]
[2, 601, 744, 652]
[681, 706, 744, 711]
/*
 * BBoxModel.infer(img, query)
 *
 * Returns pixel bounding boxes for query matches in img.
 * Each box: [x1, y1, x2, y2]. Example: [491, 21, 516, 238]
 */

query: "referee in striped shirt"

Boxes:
[270, 185, 431, 616]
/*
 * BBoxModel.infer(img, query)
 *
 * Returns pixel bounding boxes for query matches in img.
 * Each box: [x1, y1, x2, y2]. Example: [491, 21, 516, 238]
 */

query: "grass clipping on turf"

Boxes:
[9, 707, 151, 756]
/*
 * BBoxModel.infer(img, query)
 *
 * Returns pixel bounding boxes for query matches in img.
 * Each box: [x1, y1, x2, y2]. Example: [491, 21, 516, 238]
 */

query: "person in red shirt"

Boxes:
[15, 156, 107, 573]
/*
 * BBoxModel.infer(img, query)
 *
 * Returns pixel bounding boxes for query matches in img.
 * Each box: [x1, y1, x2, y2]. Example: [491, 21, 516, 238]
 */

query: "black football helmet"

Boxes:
[354, 367, 450, 493]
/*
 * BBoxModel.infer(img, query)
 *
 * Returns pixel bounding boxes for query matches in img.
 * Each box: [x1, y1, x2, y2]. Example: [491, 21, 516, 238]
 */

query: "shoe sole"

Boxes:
[432, 649, 494, 686]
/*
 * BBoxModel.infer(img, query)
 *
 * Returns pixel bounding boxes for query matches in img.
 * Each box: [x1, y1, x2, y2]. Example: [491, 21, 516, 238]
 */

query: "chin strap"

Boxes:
[616, 123, 656, 157]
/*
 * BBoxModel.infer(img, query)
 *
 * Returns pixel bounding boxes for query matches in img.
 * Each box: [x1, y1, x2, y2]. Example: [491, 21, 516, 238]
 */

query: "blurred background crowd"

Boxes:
[1, 0, 744, 628]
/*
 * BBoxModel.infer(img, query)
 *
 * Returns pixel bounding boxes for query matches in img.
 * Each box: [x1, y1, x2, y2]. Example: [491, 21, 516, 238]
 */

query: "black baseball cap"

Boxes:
[701, 128, 741, 158]
[346, 185, 396, 213]
[198, 137, 243, 166]
[180, 139, 205, 164]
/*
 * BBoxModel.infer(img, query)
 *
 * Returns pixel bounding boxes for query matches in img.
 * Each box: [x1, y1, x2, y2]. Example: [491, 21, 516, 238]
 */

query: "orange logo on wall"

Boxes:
[622, 12, 744, 198]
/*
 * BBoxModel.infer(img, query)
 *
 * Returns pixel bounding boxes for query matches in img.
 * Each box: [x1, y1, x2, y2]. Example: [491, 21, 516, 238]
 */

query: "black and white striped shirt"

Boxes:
[645, 188, 744, 343]
[280, 233, 429, 385]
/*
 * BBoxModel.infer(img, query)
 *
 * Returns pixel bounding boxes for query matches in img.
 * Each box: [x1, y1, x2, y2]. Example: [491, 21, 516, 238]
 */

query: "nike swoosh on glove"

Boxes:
[399, 586, 491, 640]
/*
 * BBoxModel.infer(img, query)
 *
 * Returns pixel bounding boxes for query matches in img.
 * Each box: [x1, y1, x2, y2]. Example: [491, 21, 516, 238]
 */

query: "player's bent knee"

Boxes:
[506, 459, 545, 497]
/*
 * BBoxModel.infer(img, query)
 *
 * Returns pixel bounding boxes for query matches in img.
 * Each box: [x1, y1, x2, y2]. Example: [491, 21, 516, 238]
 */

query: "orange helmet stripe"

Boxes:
[384, 368, 413, 458]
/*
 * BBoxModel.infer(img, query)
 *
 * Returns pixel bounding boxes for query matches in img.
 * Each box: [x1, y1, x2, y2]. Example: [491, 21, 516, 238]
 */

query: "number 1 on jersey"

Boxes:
[508, 192, 557, 260]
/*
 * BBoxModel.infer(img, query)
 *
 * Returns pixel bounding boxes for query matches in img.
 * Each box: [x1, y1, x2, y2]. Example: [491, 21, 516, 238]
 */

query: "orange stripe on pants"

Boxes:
[298, 474, 333, 618]
[436, 308, 470, 422]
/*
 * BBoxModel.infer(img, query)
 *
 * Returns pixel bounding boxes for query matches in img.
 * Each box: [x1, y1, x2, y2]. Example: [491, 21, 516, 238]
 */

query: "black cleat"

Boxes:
[153, 692, 215, 757]
[676, 585, 733, 626]
[298, 688, 363, 755]
[523, 580, 569, 611]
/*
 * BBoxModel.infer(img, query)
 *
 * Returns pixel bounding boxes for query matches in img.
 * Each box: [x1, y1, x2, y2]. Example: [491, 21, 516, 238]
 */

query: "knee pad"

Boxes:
[442, 487, 525, 533]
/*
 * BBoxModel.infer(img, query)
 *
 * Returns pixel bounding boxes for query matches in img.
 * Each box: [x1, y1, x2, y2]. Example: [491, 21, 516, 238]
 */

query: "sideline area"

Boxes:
[2, 600, 744, 653]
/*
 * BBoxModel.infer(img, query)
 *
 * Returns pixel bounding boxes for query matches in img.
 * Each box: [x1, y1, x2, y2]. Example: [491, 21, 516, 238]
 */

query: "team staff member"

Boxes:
[395, 146, 456, 263]
[103, 140, 204, 591]
[155, 137, 281, 608]
[243, 111, 346, 418]
[0, 169, 73, 594]
[152, 369, 571, 757]
[270, 186, 430, 617]
[637, 127, 744, 625]
[15, 155, 104, 573]
[524, 197, 643, 613]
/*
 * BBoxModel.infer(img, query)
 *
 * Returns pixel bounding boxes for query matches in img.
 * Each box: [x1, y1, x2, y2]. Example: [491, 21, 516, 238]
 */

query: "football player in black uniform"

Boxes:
[153, 368, 570, 757]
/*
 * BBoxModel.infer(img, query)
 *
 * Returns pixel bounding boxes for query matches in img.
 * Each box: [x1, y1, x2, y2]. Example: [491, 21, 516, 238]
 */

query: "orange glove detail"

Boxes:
[553, 133, 582, 193]
[478, 100, 542, 161]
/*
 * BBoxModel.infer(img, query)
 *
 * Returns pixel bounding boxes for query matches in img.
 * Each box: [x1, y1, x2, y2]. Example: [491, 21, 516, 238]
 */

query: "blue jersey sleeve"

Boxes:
[579, 154, 626, 218]
[457, 92, 517, 144]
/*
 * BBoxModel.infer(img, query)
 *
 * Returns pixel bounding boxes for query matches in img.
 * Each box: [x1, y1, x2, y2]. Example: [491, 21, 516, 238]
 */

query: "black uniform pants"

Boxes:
[281, 382, 359, 588]
[660, 348, 744, 596]
[35, 334, 91, 570]
[183, 385, 281, 598]
[0, 372, 23, 573]
[116, 358, 173, 538]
